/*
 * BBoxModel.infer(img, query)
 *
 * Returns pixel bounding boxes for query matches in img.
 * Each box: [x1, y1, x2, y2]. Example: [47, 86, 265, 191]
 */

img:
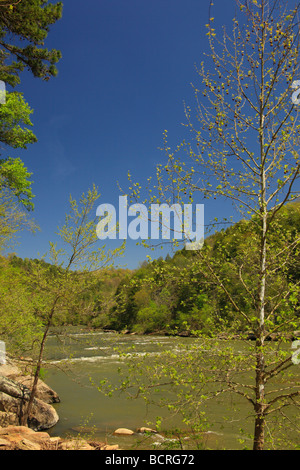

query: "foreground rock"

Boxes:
[0, 362, 60, 405]
[9, 376, 60, 405]
[0, 361, 60, 431]
[0, 426, 118, 451]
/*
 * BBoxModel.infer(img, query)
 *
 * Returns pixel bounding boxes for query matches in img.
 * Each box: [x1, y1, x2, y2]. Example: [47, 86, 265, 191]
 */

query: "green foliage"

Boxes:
[0, 92, 37, 209]
[135, 301, 171, 334]
[0, 0, 63, 218]
[0, 187, 37, 251]
[0, 186, 125, 350]
[107, 202, 300, 337]
[106, 334, 299, 450]
[0, 157, 34, 209]
[122, 0, 300, 449]
[0, 0, 63, 86]
[0, 93, 37, 243]
[0, 92, 37, 150]
[0, 255, 43, 355]
[2, 201, 298, 340]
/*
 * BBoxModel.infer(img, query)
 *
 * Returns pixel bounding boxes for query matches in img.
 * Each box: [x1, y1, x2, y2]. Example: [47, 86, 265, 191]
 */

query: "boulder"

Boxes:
[26, 396, 59, 431]
[137, 426, 157, 434]
[0, 411, 18, 427]
[113, 428, 135, 436]
[0, 362, 60, 405]
[0, 426, 51, 450]
[59, 439, 94, 451]
[0, 425, 114, 451]
[11, 376, 60, 404]
[101, 444, 119, 450]
[0, 363, 21, 378]
[0, 376, 31, 401]
[16, 438, 41, 451]
[0, 376, 59, 431]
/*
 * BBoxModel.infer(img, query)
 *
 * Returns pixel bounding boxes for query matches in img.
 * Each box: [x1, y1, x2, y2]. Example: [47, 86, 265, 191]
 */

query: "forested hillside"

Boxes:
[1, 201, 299, 348]
[107, 201, 300, 336]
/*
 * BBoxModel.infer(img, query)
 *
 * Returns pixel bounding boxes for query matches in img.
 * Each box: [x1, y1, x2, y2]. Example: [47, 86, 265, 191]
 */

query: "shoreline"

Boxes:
[0, 425, 118, 450]
[75, 326, 300, 342]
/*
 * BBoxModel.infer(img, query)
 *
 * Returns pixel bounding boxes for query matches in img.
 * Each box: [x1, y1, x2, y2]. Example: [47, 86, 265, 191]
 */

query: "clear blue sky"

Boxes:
[11, 0, 239, 269]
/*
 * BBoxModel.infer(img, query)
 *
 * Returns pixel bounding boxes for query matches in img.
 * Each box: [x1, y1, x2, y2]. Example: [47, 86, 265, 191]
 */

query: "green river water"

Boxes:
[43, 328, 299, 450]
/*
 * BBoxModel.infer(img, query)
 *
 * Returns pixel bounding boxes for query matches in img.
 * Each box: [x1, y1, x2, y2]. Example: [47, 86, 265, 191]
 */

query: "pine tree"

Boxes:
[0, 0, 63, 86]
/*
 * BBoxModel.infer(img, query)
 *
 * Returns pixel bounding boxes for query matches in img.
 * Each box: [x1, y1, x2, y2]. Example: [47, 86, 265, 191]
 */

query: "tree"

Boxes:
[0, 157, 35, 209]
[0, 95, 38, 248]
[0, 90, 37, 210]
[19, 186, 125, 427]
[0, 0, 62, 86]
[0, 0, 62, 244]
[0, 92, 36, 150]
[0, 254, 43, 356]
[0, 92, 37, 246]
[0, 0, 62, 203]
[0, 187, 37, 251]
[124, 0, 300, 450]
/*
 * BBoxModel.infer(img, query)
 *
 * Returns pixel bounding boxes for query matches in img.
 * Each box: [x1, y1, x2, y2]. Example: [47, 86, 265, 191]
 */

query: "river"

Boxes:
[42, 328, 299, 450]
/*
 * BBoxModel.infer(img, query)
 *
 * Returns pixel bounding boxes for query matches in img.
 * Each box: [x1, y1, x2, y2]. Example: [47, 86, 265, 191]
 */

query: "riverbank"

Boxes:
[2, 330, 299, 450]
[0, 425, 119, 450]
[0, 360, 120, 450]
[106, 327, 300, 342]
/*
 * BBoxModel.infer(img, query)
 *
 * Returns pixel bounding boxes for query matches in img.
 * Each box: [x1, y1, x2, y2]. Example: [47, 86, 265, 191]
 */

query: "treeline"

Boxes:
[2, 201, 299, 338]
[107, 202, 300, 336]
[4, 255, 130, 328]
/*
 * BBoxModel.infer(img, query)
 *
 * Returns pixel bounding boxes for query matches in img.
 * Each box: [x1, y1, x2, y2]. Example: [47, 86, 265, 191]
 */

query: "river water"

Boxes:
[43, 328, 299, 450]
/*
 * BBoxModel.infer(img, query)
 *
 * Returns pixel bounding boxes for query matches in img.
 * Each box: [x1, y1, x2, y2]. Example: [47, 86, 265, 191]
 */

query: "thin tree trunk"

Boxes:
[20, 299, 58, 426]
[253, 164, 268, 450]
[253, 192, 268, 450]
[253, 334, 266, 450]
[253, 3, 267, 449]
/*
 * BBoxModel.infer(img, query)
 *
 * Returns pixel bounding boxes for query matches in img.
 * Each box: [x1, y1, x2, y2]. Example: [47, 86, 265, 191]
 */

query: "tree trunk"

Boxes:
[253, 195, 267, 451]
[254, 3, 268, 449]
[19, 326, 48, 426]
[253, 411, 265, 450]
[20, 302, 57, 426]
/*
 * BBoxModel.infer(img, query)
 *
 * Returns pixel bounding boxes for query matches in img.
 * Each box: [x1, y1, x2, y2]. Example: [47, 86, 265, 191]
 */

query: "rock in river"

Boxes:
[113, 428, 135, 436]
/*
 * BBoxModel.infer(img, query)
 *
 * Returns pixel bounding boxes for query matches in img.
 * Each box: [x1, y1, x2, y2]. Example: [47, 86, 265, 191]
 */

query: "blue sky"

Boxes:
[10, 0, 240, 269]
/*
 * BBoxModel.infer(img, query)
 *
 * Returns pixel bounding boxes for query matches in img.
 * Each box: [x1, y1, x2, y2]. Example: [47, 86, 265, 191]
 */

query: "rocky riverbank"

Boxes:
[0, 425, 119, 450]
[0, 359, 120, 450]
[0, 360, 59, 431]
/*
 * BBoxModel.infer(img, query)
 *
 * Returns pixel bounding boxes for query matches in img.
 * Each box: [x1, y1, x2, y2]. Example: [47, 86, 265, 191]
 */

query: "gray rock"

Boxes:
[11, 376, 60, 404]
[0, 376, 59, 431]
